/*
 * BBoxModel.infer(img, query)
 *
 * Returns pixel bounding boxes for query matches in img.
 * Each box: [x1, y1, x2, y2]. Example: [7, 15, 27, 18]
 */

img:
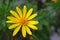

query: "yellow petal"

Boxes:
[28, 24, 38, 30]
[10, 10, 20, 19]
[16, 6, 22, 17]
[22, 26, 26, 37]
[6, 21, 18, 23]
[13, 25, 21, 36]
[26, 26, 32, 35]
[7, 16, 18, 22]
[7, 16, 17, 20]
[8, 23, 19, 29]
[25, 8, 33, 19]
[28, 21, 39, 25]
[28, 13, 37, 20]
[23, 5, 27, 17]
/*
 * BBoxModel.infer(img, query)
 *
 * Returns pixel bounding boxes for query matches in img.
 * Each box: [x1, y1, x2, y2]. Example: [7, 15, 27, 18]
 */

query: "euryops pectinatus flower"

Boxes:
[52, 0, 57, 3]
[6, 5, 39, 37]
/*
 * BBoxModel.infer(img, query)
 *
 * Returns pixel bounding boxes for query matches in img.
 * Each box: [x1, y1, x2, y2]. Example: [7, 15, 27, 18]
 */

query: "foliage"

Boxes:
[0, 0, 60, 40]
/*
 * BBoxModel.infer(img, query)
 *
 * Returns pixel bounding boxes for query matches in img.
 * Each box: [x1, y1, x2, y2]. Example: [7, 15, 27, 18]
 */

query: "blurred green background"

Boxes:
[0, 0, 60, 40]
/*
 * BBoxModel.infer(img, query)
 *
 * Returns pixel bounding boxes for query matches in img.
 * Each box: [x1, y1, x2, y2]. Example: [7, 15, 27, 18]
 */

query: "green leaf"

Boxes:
[37, 24, 43, 30]
[46, 2, 54, 6]
[41, 20, 50, 31]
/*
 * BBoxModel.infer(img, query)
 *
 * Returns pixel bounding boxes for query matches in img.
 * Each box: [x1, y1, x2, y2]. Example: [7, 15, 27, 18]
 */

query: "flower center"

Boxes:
[20, 18, 27, 26]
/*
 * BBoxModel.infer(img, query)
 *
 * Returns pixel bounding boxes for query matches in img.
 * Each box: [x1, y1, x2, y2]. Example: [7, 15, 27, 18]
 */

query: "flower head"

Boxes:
[52, 0, 57, 3]
[6, 5, 39, 37]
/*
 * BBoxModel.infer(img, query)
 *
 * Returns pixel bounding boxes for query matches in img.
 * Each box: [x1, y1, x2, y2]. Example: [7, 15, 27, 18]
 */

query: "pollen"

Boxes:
[20, 18, 27, 25]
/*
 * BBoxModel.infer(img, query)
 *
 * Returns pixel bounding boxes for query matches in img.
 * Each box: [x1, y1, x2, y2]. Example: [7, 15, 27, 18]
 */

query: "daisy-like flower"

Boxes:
[6, 5, 39, 37]
[52, 0, 57, 3]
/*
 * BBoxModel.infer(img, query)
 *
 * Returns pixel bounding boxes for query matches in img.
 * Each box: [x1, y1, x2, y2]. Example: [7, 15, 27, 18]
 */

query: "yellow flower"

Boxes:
[6, 5, 39, 37]
[52, 0, 57, 3]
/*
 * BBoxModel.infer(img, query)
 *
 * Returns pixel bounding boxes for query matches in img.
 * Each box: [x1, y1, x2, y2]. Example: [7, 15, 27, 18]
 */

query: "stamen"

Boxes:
[20, 18, 27, 26]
